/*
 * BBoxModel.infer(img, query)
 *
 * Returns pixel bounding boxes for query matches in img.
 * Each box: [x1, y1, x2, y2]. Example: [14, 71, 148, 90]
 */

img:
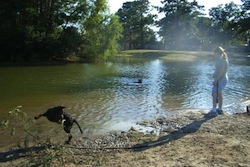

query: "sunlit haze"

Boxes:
[108, 0, 243, 15]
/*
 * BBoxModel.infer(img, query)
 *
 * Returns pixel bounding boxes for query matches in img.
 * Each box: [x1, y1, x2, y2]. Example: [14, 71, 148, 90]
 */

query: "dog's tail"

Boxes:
[73, 119, 83, 134]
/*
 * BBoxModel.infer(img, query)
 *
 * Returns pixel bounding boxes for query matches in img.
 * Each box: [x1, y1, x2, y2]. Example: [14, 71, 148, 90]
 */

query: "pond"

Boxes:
[0, 56, 249, 148]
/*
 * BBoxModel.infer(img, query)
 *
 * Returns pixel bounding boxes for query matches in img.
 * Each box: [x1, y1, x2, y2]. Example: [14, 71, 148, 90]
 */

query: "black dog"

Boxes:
[34, 106, 83, 144]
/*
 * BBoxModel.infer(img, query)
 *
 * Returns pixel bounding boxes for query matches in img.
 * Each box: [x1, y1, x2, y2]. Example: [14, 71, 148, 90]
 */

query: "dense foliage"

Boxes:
[116, 0, 156, 50]
[117, 0, 249, 51]
[0, 0, 249, 63]
[157, 0, 204, 50]
[0, 0, 122, 62]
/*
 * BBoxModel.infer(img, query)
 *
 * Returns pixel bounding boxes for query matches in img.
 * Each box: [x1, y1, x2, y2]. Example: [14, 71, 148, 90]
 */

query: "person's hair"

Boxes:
[213, 47, 228, 59]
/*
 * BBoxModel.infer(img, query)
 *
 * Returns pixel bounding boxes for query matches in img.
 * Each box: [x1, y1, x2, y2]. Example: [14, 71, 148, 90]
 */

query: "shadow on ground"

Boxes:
[0, 112, 218, 162]
[132, 113, 217, 152]
[0, 146, 46, 162]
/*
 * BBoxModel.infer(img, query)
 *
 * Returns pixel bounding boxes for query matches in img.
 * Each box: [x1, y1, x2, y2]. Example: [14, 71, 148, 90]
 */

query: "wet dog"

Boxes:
[34, 106, 83, 144]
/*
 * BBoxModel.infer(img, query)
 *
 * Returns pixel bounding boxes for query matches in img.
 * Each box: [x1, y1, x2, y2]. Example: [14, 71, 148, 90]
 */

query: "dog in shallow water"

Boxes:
[34, 106, 83, 144]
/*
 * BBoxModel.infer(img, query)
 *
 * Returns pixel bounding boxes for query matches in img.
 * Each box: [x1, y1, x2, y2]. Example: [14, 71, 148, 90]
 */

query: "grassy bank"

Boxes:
[118, 50, 211, 62]
[118, 50, 250, 65]
[1, 50, 248, 66]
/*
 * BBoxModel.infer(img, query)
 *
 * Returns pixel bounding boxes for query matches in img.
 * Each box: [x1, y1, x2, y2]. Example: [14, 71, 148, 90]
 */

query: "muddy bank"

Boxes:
[1, 109, 250, 166]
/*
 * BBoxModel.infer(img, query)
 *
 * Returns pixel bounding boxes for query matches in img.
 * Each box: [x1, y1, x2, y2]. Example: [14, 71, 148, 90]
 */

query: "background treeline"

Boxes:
[117, 0, 250, 51]
[0, 0, 249, 63]
[0, 0, 122, 62]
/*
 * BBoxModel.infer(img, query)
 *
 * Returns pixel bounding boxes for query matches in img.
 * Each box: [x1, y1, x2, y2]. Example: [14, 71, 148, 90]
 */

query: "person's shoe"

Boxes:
[217, 109, 224, 115]
[210, 107, 217, 113]
[206, 108, 218, 117]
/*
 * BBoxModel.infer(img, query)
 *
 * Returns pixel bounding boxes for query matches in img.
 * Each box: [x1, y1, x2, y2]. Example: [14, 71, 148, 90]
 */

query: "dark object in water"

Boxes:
[34, 106, 83, 144]
[134, 79, 142, 83]
[235, 105, 250, 116]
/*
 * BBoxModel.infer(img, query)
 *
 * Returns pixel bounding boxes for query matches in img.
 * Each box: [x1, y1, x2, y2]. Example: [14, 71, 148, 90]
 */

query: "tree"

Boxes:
[0, 0, 89, 61]
[209, 2, 245, 47]
[157, 0, 204, 50]
[0, 0, 122, 62]
[116, 0, 156, 49]
[193, 17, 214, 50]
[79, 0, 123, 61]
[236, 0, 250, 44]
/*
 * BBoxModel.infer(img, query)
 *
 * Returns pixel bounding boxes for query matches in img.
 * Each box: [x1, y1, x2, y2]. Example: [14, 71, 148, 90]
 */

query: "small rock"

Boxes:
[129, 127, 136, 131]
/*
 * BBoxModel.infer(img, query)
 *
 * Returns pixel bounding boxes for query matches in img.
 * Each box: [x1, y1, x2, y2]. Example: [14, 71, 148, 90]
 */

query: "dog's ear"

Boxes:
[59, 106, 65, 114]
[59, 106, 66, 109]
[54, 106, 65, 112]
[56, 108, 64, 115]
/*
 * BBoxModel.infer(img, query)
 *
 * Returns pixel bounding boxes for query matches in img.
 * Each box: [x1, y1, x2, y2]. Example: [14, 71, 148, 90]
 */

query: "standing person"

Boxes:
[211, 47, 229, 114]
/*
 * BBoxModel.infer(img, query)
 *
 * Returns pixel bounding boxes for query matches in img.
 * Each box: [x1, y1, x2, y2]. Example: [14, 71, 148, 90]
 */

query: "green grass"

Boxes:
[118, 50, 211, 62]
[118, 50, 250, 65]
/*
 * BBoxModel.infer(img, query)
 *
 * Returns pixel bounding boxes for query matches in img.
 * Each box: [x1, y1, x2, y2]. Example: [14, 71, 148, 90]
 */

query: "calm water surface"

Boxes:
[0, 57, 249, 148]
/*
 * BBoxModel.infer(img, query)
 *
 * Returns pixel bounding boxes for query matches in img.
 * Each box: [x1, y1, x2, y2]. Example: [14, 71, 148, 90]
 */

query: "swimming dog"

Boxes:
[34, 106, 83, 144]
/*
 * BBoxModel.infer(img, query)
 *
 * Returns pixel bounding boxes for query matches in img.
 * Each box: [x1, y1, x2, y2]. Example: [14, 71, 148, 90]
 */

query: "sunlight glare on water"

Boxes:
[0, 57, 249, 148]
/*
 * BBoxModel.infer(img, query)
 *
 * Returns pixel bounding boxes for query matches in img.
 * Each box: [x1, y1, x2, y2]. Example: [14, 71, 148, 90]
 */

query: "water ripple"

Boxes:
[0, 59, 249, 148]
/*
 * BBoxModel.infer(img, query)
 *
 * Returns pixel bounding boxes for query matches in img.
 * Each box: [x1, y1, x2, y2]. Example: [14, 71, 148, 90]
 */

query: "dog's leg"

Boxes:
[63, 124, 73, 144]
[65, 134, 72, 144]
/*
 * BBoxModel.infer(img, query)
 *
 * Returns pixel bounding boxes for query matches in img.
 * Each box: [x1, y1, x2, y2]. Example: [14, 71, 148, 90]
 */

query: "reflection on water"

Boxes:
[0, 57, 249, 148]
